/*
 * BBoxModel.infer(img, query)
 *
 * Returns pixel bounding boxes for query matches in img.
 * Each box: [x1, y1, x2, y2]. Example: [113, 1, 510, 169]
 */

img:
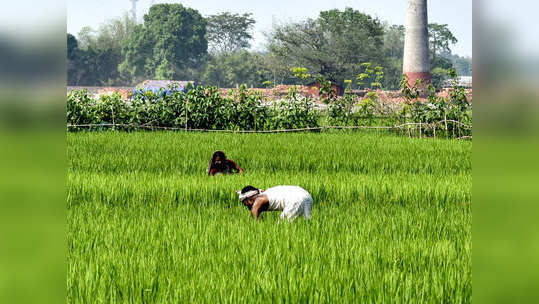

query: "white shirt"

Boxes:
[263, 185, 312, 211]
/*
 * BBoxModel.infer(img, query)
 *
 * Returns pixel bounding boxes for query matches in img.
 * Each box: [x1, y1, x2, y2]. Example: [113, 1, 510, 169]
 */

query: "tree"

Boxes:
[428, 23, 457, 69]
[67, 34, 82, 85]
[431, 67, 449, 89]
[68, 14, 137, 86]
[268, 8, 385, 86]
[119, 4, 207, 82]
[201, 51, 272, 87]
[382, 24, 405, 89]
[206, 12, 256, 54]
[67, 33, 79, 60]
[446, 53, 472, 76]
[76, 26, 96, 50]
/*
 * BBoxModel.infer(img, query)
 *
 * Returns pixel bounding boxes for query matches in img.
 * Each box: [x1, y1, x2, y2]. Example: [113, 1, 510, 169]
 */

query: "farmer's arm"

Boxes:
[228, 160, 244, 174]
[251, 196, 269, 221]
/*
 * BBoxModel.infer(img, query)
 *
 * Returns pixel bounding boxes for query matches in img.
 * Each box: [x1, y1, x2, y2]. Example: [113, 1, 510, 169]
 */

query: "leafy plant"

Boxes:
[357, 63, 384, 90]
[268, 86, 319, 129]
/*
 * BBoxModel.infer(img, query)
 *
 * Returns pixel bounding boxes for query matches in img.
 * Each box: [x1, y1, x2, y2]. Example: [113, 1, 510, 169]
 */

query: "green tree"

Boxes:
[431, 67, 449, 89]
[119, 4, 207, 82]
[447, 54, 472, 76]
[201, 51, 272, 87]
[67, 33, 82, 85]
[382, 24, 405, 89]
[206, 12, 256, 54]
[428, 23, 457, 70]
[68, 14, 137, 86]
[268, 8, 385, 85]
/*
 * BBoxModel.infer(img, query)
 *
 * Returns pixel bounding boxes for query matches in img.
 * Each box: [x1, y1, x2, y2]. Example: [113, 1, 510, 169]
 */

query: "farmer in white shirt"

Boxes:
[237, 185, 313, 221]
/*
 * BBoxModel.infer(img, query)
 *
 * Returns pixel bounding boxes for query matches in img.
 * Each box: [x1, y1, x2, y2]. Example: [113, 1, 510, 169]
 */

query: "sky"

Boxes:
[67, 0, 473, 57]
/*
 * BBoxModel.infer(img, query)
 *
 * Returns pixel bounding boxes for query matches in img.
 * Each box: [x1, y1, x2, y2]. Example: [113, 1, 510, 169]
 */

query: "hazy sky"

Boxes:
[67, 0, 472, 57]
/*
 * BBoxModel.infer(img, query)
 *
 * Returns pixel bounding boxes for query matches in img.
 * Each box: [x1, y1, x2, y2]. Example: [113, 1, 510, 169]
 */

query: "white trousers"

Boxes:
[279, 196, 313, 221]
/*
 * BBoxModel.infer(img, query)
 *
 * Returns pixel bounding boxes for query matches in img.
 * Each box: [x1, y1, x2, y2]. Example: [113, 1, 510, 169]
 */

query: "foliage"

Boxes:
[358, 92, 378, 120]
[201, 51, 272, 88]
[269, 8, 385, 85]
[399, 70, 471, 137]
[317, 76, 338, 104]
[68, 131, 471, 303]
[67, 73, 471, 138]
[428, 23, 458, 71]
[431, 67, 449, 89]
[327, 79, 356, 125]
[267, 87, 320, 129]
[68, 85, 320, 131]
[119, 4, 207, 82]
[67, 14, 137, 86]
[382, 24, 405, 89]
[327, 92, 356, 125]
[356, 63, 384, 90]
[290, 67, 311, 84]
[428, 24, 458, 62]
[400, 75, 422, 102]
[227, 85, 269, 130]
[67, 6, 468, 91]
[446, 53, 472, 76]
[206, 12, 256, 54]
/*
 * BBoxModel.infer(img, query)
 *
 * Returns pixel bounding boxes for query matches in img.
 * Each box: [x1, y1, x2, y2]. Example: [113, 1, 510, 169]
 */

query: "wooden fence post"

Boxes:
[444, 114, 448, 137]
[185, 99, 188, 131]
[110, 103, 115, 129]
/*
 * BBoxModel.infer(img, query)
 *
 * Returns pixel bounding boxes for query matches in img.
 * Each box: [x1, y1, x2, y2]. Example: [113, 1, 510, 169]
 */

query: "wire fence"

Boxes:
[67, 119, 472, 140]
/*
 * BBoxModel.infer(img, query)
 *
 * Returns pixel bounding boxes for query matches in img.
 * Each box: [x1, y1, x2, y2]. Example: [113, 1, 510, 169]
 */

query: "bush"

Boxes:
[267, 87, 319, 129]
[227, 85, 270, 130]
[327, 92, 357, 126]
[67, 80, 471, 138]
[431, 67, 449, 90]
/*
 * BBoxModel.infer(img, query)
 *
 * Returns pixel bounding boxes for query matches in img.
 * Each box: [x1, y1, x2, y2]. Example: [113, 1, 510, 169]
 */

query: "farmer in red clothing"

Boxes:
[207, 150, 244, 176]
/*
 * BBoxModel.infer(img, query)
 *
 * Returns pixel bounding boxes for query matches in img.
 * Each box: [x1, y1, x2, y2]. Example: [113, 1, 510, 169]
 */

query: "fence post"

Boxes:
[185, 98, 188, 131]
[444, 114, 448, 137]
[110, 103, 115, 129]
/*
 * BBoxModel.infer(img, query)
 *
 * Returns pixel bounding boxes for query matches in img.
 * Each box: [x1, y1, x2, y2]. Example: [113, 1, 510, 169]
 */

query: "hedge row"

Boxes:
[67, 85, 319, 131]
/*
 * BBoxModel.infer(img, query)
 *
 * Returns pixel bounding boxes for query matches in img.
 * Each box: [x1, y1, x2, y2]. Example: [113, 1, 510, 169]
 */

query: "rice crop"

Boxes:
[67, 131, 471, 303]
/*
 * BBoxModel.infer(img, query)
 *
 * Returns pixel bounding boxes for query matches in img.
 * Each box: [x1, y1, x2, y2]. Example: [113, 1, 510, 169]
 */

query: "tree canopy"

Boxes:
[268, 8, 385, 85]
[201, 51, 272, 88]
[428, 23, 458, 70]
[67, 14, 136, 86]
[206, 12, 256, 54]
[119, 4, 207, 82]
[66, 5, 469, 90]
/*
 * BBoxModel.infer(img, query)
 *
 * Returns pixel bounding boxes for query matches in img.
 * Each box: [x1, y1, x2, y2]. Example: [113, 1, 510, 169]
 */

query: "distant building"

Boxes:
[133, 80, 196, 98]
[443, 76, 472, 88]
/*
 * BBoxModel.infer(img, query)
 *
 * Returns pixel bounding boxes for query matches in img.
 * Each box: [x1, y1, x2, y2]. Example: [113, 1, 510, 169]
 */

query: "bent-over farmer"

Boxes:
[237, 185, 313, 221]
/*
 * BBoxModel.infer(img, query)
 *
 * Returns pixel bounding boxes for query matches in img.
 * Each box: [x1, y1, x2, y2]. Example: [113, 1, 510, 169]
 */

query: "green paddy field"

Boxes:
[67, 131, 471, 303]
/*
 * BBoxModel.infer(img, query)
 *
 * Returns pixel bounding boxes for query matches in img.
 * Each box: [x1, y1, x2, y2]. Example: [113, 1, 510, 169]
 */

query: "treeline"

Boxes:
[67, 4, 472, 90]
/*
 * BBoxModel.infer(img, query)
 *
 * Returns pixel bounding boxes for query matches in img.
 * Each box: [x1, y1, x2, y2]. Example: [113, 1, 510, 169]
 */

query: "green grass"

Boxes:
[67, 131, 471, 303]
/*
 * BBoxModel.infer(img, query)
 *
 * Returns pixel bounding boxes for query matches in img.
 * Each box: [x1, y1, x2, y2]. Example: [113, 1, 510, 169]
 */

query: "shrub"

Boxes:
[267, 87, 319, 129]
[228, 85, 269, 130]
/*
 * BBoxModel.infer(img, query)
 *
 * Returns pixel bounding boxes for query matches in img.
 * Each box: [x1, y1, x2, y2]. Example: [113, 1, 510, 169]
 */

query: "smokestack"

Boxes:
[130, 0, 139, 21]
[403, 0, 431, 87]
